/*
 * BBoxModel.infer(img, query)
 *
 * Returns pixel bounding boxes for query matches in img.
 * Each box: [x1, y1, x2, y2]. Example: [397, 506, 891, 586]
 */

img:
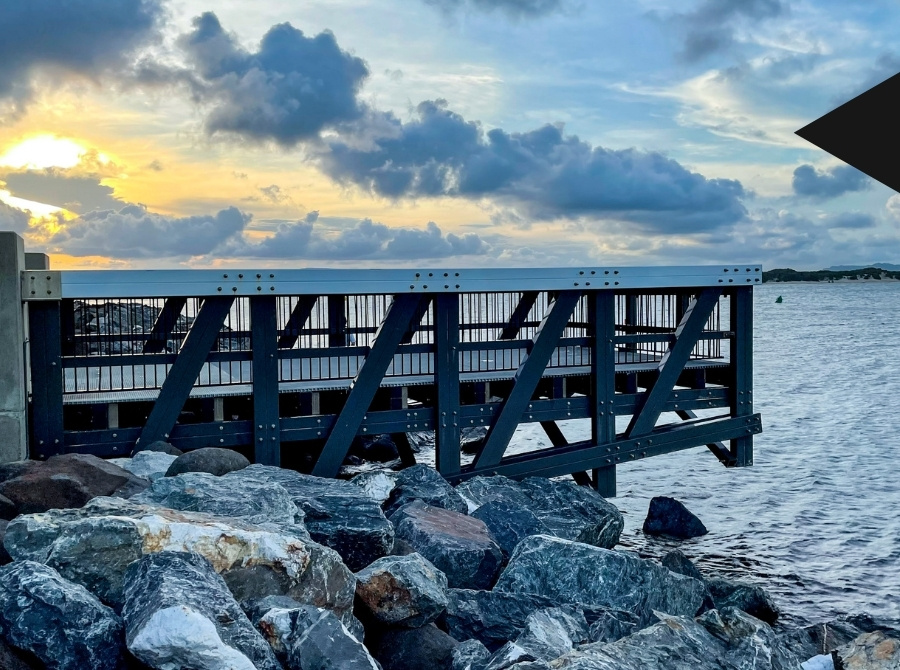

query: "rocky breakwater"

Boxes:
[0, 451, 897, 669]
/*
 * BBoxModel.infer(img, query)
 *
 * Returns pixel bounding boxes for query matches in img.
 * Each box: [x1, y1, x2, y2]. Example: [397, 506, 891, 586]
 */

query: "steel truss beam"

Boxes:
[499, 291, 539, 340]
[137, 296, 235, 447]
[143, 297, 187, 354]
[312, 293, 426, 477]
[278, 295, 317, 349]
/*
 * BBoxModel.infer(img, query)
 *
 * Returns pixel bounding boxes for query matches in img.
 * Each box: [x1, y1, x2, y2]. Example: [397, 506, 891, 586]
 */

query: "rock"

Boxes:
[697, 607, 801, 669]
[661, 550, 705, 581]
[353, 434, 401, 463]
[134, 440, 183, 457]
[452, 639, 491, 670]
[471, 499, 549, 559]
[236, 464, 394, 571]
[482, 642, 537, 670]
[0, 560, 124, 670]
[131, 470, 303, 528]
[122, 551, 280, 670]
[836, 631, 900, 669]
[455, 476, 623, 549]
[514, 607, 590, 662]
[4, 496, 356, 619]
[0, 461, 36, 484]
[642, 496, 708, 539]
[164, 447, 250, 477]
[779, 613, 900, 661]
[493, 535, 706, 628]
[118, 451, 179, 482]
[279, 605, 381, 670]
[0, 453, 148, 515]
[707, 578, 779, 624]
[0, 638, 35, 670]
[0, 493, 16, 521]
[801, 655, 835, 670]
[0, 520, 10, 565]
[243, 594, 306, 625]
[588, 610, 638, 643]
[392, 501, 504, 590]
[373, 623, 458, 670]
[351, 469, 401, 504]
[384, 464, 469, 517]
[356, 553, 449, 627]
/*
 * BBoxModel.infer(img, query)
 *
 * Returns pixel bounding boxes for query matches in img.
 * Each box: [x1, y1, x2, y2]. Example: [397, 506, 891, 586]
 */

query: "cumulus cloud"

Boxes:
[2, 170, 126, 214]
[422, 0, 565, 18]
[666, 0, 788, 62]
[0, 0, 163, 119]
[0, 201, 30, 234]
[49, 204, 249, 258]
[169, 12, 369, 146]
[792, 164, 870, 199]
[823, 212, 876, 230]
[231, 214, 489, 260]
[322, 100, 747, 232]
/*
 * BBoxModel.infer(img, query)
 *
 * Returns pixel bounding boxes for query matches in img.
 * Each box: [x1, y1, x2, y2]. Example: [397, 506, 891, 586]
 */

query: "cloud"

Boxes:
[792, 164, 870, 199]
[322, 100, 747, 232]
[170, 12, 369, 146]
[822, 212, 876, 230]
[0, 0, 163, 119]
[232, 215, 489, 260]
[2, 170, 126, 214]
[48, 204, 249, 258]
[0, 201, 30, 234]
[422, 0, 565, 18]
[258, 185, 291, 204]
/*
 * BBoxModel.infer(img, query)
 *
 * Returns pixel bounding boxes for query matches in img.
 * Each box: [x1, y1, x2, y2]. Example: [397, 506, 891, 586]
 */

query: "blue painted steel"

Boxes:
[278, 295, 317, 349]
[401, 296, 434, 345]
[625, 288, 723, 437]
[499, 291, 539, 340]
[473, 290, 582, 470]
[29, 301, 64, 458]
[677, 408, 733, 464]
[434, 293, 461, 476]
[590, 291, 617, 496]
[312, 293, 425, 477]
[252, 296, 280, 465]
[143, 297, 187, 354]
[328, 295, 347, 347]
[137, 296, 235, 447]
[730, 287, 754, 466]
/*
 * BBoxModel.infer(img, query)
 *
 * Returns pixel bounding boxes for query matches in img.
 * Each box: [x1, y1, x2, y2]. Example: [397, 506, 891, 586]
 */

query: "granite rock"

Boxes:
[452, 639, 490, 670]
[117, 451, 179, 482]
[0, 520, 11, 565]
[122, 551, 280, 670]
[471, 499, 550, 558]
[384, 464, 469, 518]
[514, 607, 590, 662]
[133, 440, 183, 457]
[707, 579, 780, 624]
[392, 501, 504, 590]
[281, 605, 382, 670]
[643, 496, 708, 539]
[697, 607, 801, 669]
[350, 470, 401, 505]
[0, 561, 124, 670]
[356, 552, 449, 627]
[0, 493, 16, 521]
[835, 630, 900, 669]
[373, 623, 458, 670]
[494, 535, 706, 628]
[164, 447, 250, 477]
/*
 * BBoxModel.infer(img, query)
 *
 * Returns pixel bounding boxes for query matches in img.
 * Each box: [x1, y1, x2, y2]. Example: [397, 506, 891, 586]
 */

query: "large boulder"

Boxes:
[383, 464, 469, 518]
[455, 476, 623, 549]
[3, 496, 356, 620]
[372, 623, 458, 670]
[122, 551, 280, 670]
[836, 631, 900, 669]
[452, 639, 490, 670]
[493, 535, 706, 628]
[513, 607, 591, 662]
[0, 638, 33, 670]
[778, 613, 900, 662]
[0, 520, 11, 565]
[236, 464, 394, 571]
[133, 440, 183, 456]
[0, 561, 124, 670]
[164, 447, 250, 477]
[392, 501, 504, 590]
[697, 607, 801, 669]
[643, 496, 708, 539]
[355, 553, 449, 628]
[0, 453, 148, 515]
[271, 605, 382, 670]
[707, 579, 779, 624]
[471, 499, 550, 558]
[112, 451, 179, 482]
[0, 494, 16, 521]
[350, 470, 401, 505]
[131, 470, 304, 529]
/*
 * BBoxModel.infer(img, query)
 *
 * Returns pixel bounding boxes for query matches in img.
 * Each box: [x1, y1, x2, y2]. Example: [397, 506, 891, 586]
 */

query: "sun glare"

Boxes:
[0, 135, 88, 170]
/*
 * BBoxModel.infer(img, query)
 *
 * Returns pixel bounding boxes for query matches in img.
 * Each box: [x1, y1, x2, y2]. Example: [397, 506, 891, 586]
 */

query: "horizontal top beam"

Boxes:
[23, 265, 762, 300]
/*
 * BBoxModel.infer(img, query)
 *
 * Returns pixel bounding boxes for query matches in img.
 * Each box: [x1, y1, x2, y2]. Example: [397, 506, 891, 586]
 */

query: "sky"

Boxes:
[1, 0, 899, 270]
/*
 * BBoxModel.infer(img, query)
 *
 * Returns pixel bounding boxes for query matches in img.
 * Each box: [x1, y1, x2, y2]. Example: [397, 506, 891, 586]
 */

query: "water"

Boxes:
[499, 281, 900, 627]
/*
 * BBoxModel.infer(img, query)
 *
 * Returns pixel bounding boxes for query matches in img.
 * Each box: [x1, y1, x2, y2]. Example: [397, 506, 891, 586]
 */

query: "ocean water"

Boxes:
[503, 281, 900, 628]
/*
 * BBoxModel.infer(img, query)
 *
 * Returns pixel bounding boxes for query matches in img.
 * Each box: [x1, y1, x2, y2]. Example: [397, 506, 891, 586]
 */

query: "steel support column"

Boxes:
[29, 301, 64, 458]
[312, 294, 424, 477]
[137, 296, 234, 447]
[434, 293, 461, 476]
[590, 291, 617, 496]
[730, 287, 754, 466]
[328, 295, 347, 347]
[252, 296, 280, 465]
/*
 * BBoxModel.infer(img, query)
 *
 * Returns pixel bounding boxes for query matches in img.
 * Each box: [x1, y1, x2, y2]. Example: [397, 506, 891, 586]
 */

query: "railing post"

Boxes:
[251, 295, 280, 465]
[590, 291, 617, 497]
[434, 293, 461, 476]
[0, 233, 28, 462]
[730, 286, 754, 466]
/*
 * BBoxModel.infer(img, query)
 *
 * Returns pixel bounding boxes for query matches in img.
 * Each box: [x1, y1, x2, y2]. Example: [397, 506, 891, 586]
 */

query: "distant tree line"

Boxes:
[763, 267, 900, 282]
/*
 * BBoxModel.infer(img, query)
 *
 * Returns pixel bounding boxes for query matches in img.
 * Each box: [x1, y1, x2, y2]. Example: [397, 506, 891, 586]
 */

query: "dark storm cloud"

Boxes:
[667, 0, 788, 62]
[322, 100, 747, 232]
[2, 171, 126, 214]
[50, 205, 249, 258]
[0, 0, 163, 117]
[174, 12, 369, 146]
[823, 212, 876, 230]
[422, 0, 565, 18]
[792, 164, 870, 199]
[234, 215, 489, 260]
[0, 201, 30, 234]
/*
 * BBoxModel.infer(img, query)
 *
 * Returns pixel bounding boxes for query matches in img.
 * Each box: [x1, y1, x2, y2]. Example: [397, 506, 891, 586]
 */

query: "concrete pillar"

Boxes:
[0, 232, 28, 462]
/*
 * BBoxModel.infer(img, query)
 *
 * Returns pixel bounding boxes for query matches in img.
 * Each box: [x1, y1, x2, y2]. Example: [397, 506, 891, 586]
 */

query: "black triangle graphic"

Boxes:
[796, 71, 900, 194]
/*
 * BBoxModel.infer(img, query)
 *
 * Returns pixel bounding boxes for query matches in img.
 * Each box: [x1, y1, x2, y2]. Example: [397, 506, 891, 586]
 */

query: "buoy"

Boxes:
[775, 296, 783, 303]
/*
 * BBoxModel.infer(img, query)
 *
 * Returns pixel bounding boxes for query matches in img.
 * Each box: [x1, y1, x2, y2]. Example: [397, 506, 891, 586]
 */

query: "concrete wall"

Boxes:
[0, 232, 27, 462]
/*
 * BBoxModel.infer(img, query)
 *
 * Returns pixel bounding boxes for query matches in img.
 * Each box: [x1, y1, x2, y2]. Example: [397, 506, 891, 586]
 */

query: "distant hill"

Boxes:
[827, 262, 900, 271]
[764, 267, 900, 282]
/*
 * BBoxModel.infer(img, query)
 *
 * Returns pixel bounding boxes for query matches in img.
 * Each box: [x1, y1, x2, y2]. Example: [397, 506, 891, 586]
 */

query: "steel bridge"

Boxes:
[2, 234, 761, 497]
